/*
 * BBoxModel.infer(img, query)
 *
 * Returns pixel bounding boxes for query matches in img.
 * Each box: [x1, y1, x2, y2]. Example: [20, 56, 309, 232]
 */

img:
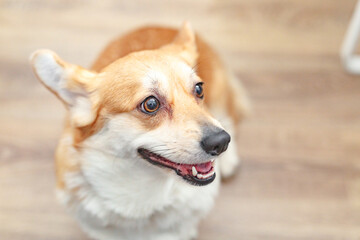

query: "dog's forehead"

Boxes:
[142, 61, 196, 94]
[99, 51, 200, 114]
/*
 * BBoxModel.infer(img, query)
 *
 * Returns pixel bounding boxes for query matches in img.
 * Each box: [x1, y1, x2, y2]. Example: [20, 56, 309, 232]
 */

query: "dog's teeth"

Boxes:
[203, 171, 215, 179]
[196, 170, 215, 179]
[192, 166, 197, 176]
[211, 159, 214, 163]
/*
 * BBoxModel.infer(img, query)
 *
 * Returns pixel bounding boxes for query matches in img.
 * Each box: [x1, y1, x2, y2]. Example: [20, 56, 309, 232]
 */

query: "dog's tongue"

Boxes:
[195, 162, 212, 173]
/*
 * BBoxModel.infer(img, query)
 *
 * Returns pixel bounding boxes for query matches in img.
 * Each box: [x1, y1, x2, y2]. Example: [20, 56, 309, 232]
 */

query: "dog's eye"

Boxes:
[141, 96, 160, 114]
[195, 82, 204, 99]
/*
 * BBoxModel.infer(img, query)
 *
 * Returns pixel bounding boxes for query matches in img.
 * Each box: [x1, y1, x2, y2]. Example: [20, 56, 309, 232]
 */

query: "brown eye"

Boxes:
[195, 82, 204, 99]
[141, 96, 160, 114]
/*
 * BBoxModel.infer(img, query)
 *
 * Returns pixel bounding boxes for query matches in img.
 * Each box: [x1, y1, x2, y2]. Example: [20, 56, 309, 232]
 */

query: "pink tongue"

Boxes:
[195, 162, 212, 173]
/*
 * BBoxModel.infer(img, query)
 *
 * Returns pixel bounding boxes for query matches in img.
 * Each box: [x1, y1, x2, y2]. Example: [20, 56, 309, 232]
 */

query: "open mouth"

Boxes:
[137, 148, 216, 186]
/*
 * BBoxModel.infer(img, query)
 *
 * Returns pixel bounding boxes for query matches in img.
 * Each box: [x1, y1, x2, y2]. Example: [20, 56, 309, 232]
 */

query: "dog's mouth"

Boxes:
[137, 148, 216, 186]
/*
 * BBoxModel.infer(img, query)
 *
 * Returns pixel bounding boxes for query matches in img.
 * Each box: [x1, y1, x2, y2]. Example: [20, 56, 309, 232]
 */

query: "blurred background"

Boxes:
[1, 0, 360, 239]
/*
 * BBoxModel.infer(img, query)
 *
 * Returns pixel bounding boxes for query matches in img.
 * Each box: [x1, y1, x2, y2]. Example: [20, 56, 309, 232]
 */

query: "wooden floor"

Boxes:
[1, 0, 360, 239]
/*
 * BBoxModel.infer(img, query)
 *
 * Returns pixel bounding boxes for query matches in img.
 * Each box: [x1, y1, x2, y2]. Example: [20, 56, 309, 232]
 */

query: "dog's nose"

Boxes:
[201, 130, 231, 156]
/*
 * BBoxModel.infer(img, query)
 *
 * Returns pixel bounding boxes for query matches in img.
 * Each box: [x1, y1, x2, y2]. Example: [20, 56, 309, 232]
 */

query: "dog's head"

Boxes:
[30, 23, 230, 186]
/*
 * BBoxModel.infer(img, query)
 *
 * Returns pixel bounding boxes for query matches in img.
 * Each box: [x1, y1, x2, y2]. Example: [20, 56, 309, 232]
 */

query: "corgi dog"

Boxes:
[30, 22, 248, 240]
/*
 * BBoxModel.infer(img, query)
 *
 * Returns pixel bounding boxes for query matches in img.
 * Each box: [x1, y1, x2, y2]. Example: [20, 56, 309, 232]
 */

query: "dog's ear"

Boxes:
[164, 21, 198, 66]
[30, 50, 100, 127]
[173, 21, 198, 66]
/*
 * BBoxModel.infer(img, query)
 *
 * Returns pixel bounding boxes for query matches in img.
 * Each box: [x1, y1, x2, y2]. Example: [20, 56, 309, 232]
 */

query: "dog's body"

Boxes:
[31, 23, 248, 240]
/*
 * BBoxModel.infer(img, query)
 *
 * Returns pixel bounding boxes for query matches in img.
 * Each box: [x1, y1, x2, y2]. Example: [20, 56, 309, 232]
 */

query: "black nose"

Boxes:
[200, 130, 231, 156]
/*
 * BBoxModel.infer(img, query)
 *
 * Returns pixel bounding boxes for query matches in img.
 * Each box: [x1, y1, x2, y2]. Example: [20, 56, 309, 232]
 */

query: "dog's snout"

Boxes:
[201, 129, 231, 156]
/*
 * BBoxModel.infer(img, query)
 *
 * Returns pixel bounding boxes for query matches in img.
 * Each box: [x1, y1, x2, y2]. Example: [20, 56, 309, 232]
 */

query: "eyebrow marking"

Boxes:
[142, 69, 168, 90]
[191, 62, 199, 75]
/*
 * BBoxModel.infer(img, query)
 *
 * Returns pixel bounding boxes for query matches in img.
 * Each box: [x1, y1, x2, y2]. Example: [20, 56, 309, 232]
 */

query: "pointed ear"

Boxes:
[30, 49, 100, 127]
[171, 21, 198, 66]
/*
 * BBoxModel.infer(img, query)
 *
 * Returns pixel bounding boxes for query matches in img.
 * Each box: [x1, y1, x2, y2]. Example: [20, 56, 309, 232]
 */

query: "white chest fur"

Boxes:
[57, 149, 220, 240]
